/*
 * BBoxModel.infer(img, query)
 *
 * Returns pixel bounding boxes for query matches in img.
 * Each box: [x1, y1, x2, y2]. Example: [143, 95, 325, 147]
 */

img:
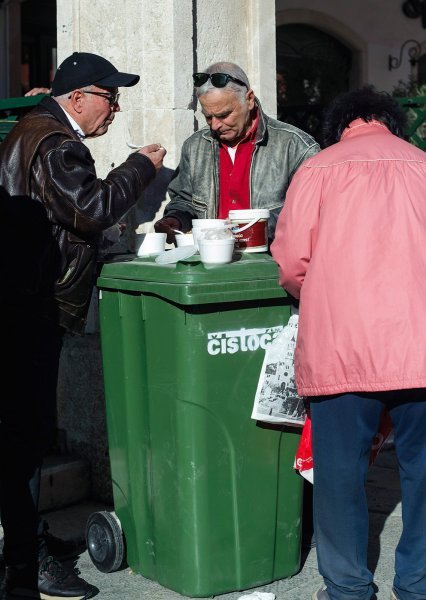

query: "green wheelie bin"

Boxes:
[91, 252, 303, 597]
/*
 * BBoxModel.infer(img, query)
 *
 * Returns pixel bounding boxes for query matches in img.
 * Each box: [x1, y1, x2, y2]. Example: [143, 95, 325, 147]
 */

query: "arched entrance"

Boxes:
[276, 24, 352, 144]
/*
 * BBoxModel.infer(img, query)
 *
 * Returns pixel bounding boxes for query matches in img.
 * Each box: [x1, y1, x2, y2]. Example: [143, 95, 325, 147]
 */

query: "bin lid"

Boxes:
[97, 252, 287, 305]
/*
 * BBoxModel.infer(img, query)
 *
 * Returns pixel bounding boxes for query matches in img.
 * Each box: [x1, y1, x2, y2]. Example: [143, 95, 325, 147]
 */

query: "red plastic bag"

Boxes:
[294, 410, 314, 483]
[294, 408, 393, 484]
[370, 409, 393, 464]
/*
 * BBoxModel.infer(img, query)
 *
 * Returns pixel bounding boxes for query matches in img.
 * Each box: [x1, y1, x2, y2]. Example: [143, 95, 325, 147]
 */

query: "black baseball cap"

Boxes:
[51, 52, 140, 97]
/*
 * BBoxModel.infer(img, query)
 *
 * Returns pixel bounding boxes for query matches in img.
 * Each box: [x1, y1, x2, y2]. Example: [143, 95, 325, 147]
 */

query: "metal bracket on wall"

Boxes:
[388, 39, 422, 70]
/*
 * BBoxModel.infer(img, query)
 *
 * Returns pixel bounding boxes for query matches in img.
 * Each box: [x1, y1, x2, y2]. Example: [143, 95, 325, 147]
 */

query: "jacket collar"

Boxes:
[341, 118, 390, 140]
[39, 96, 76, 132]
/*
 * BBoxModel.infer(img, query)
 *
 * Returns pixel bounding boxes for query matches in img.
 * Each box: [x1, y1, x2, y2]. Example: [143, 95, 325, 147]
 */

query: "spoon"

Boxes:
[172, 229, 184, 235]
[127, 142, 165, 151]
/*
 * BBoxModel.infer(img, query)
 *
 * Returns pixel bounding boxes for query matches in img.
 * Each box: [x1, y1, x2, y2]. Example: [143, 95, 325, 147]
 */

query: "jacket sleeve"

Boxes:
[164, 138, 200, 230]
[41, 137, 156, 237]
[270, 165, 323, 299]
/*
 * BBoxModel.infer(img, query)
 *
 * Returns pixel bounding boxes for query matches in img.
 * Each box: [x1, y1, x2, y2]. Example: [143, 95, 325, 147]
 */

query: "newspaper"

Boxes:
[251, 313, 306, 426]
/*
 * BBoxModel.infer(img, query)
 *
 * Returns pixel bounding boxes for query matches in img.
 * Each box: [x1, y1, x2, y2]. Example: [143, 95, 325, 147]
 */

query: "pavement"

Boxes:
[0, 445, 401, 600]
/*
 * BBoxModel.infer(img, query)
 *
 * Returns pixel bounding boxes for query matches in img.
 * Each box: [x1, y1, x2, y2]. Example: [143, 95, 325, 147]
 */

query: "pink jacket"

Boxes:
[271, 119, 426, 396]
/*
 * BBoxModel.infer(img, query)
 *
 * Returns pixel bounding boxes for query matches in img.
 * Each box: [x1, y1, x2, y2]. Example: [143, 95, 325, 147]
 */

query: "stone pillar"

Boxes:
[194, 0, 277, 119]
[56, 0, 195, 243]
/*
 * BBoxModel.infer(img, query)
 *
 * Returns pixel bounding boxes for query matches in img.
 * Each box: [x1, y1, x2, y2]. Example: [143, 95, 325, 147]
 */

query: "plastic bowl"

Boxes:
[197, 237, 235, 265]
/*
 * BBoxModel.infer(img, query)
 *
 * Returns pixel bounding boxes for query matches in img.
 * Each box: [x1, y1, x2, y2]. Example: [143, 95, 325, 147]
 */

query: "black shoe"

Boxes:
[5, 556, 95, 599]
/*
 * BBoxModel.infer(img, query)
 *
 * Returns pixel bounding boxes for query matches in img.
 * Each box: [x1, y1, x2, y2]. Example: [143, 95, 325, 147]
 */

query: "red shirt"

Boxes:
[218, 111, 259, 219]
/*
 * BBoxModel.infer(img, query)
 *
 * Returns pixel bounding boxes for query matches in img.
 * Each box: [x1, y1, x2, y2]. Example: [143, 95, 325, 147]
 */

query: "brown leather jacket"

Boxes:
[0, 97, 156, 333]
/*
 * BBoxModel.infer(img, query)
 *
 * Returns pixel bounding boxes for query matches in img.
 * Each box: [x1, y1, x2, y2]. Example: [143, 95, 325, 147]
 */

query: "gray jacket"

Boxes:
[165, 98, 320, 239]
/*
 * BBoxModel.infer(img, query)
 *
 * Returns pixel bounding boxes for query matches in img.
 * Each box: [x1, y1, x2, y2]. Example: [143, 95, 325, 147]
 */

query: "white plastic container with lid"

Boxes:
[191, 219, 228, 250]
[228, 209, 270, 253]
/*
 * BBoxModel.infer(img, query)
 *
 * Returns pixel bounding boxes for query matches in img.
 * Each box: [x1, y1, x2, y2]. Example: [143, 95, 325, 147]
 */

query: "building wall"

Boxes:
[276, 0, 426, 93]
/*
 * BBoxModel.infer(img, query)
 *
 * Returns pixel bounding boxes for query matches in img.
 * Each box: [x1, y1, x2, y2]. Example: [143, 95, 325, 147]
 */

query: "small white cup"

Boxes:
[137, 232, 166, 257]
[176, 233, 195, 247]
[197, 237, 235, 265]
[191, 219, 227, 250]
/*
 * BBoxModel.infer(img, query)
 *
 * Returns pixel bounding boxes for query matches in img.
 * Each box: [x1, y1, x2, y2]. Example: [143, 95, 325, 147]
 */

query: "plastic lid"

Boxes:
[228, 209, 270, 219]
[192, 219, 227, 228]
[155, 245, 197, 264]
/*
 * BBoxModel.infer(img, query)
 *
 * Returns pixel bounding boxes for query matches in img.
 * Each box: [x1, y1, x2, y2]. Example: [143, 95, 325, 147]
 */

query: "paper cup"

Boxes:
[137, 232, 166, 256]
[176, 233, 195, 247]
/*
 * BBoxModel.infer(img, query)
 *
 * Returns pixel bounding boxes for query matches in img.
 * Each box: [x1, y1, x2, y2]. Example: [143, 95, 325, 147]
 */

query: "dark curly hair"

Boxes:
[321, 85, 407, 148]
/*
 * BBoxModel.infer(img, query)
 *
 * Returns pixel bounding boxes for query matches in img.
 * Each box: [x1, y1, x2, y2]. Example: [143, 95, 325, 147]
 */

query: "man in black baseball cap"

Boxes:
[51, 51, 140, 96]
[0, 52, 166, 600]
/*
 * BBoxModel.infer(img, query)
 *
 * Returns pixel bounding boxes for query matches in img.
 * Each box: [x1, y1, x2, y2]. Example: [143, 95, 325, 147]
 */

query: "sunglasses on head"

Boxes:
[192, 72, 248, 89]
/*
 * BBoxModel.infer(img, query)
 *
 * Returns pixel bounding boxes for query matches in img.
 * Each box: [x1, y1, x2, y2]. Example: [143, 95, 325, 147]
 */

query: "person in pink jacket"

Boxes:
[271, 86, 426, 600]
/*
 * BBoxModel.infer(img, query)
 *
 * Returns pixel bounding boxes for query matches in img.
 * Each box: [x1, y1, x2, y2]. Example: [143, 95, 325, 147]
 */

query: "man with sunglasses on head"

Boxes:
[154, 61, 319, 244]
[0, 51, 166, 600]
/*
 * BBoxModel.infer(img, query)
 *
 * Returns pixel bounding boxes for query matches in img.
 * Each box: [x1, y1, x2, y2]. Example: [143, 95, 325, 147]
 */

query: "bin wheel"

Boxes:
[85, 511, 125, 573]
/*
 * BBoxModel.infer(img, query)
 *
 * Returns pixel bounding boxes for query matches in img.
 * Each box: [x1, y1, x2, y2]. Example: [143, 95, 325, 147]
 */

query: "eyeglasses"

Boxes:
[192, 72, 248, 89]
[82, 90, 120, 106]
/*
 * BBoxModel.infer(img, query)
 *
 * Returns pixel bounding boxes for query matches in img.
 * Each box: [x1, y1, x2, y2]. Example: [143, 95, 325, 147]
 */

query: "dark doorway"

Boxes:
[276, 24, 352, 145]
[21, 0, 56, 93]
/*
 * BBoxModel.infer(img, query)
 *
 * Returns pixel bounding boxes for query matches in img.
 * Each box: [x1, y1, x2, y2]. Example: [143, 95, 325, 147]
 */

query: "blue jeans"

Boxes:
[310, 390, 426, 600]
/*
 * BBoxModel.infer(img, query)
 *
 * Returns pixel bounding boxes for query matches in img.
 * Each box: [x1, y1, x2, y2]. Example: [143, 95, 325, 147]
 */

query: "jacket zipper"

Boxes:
[249, 143, 260, 209]
[212, 139, 219, 217]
